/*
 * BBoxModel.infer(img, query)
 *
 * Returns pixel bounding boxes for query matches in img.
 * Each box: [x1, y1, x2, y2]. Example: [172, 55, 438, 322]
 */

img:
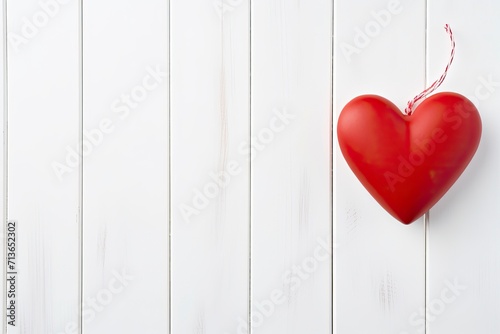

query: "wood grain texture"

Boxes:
[2, 1, 500, 333]
[170, 0, 250, 332]
[251, 1, 332, 333]
[83, 0, 169, 332]
[6, 0, 80, 332]
[333, 1, 426, 333]
[427, 1, 500, 333]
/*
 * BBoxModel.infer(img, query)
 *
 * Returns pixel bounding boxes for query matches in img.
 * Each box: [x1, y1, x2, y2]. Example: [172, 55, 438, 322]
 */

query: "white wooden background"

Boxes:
[1, 0, 499, 333]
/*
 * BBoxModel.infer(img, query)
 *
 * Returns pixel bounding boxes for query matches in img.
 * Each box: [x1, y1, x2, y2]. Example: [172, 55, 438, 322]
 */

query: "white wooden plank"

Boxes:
[170, 0, 250, 332]
[251, 1, 332, 333]
[333, 1, 426, 333]
[426, 1, 500, 333]
[1, 0, 5, 330]
[82, 0, 169, 332]
[6, 0, 80, 332]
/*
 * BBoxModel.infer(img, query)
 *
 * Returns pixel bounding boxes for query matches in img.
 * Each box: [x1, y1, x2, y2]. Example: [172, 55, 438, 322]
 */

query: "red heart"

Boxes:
[337, 92, 482, 224]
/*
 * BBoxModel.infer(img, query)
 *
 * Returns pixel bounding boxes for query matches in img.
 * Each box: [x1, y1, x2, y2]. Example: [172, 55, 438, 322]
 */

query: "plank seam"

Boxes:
[424, 0, 429, 333]
[248, 0, 253, 332]
[168, 0, 172, 332]
[331, 1, 335, 334]
[78, 0, 84, 333]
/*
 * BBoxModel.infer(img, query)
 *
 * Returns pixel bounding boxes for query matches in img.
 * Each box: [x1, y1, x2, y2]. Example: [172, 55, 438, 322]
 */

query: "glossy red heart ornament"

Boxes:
[337, 92, 482, 224]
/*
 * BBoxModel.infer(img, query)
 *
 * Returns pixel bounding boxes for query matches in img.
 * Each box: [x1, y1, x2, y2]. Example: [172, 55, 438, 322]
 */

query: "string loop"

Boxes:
[405, 24, 455, 115]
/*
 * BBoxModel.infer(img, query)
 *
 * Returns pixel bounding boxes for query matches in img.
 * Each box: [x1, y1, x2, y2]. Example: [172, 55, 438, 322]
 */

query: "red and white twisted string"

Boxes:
[405, 24, 456, 115]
